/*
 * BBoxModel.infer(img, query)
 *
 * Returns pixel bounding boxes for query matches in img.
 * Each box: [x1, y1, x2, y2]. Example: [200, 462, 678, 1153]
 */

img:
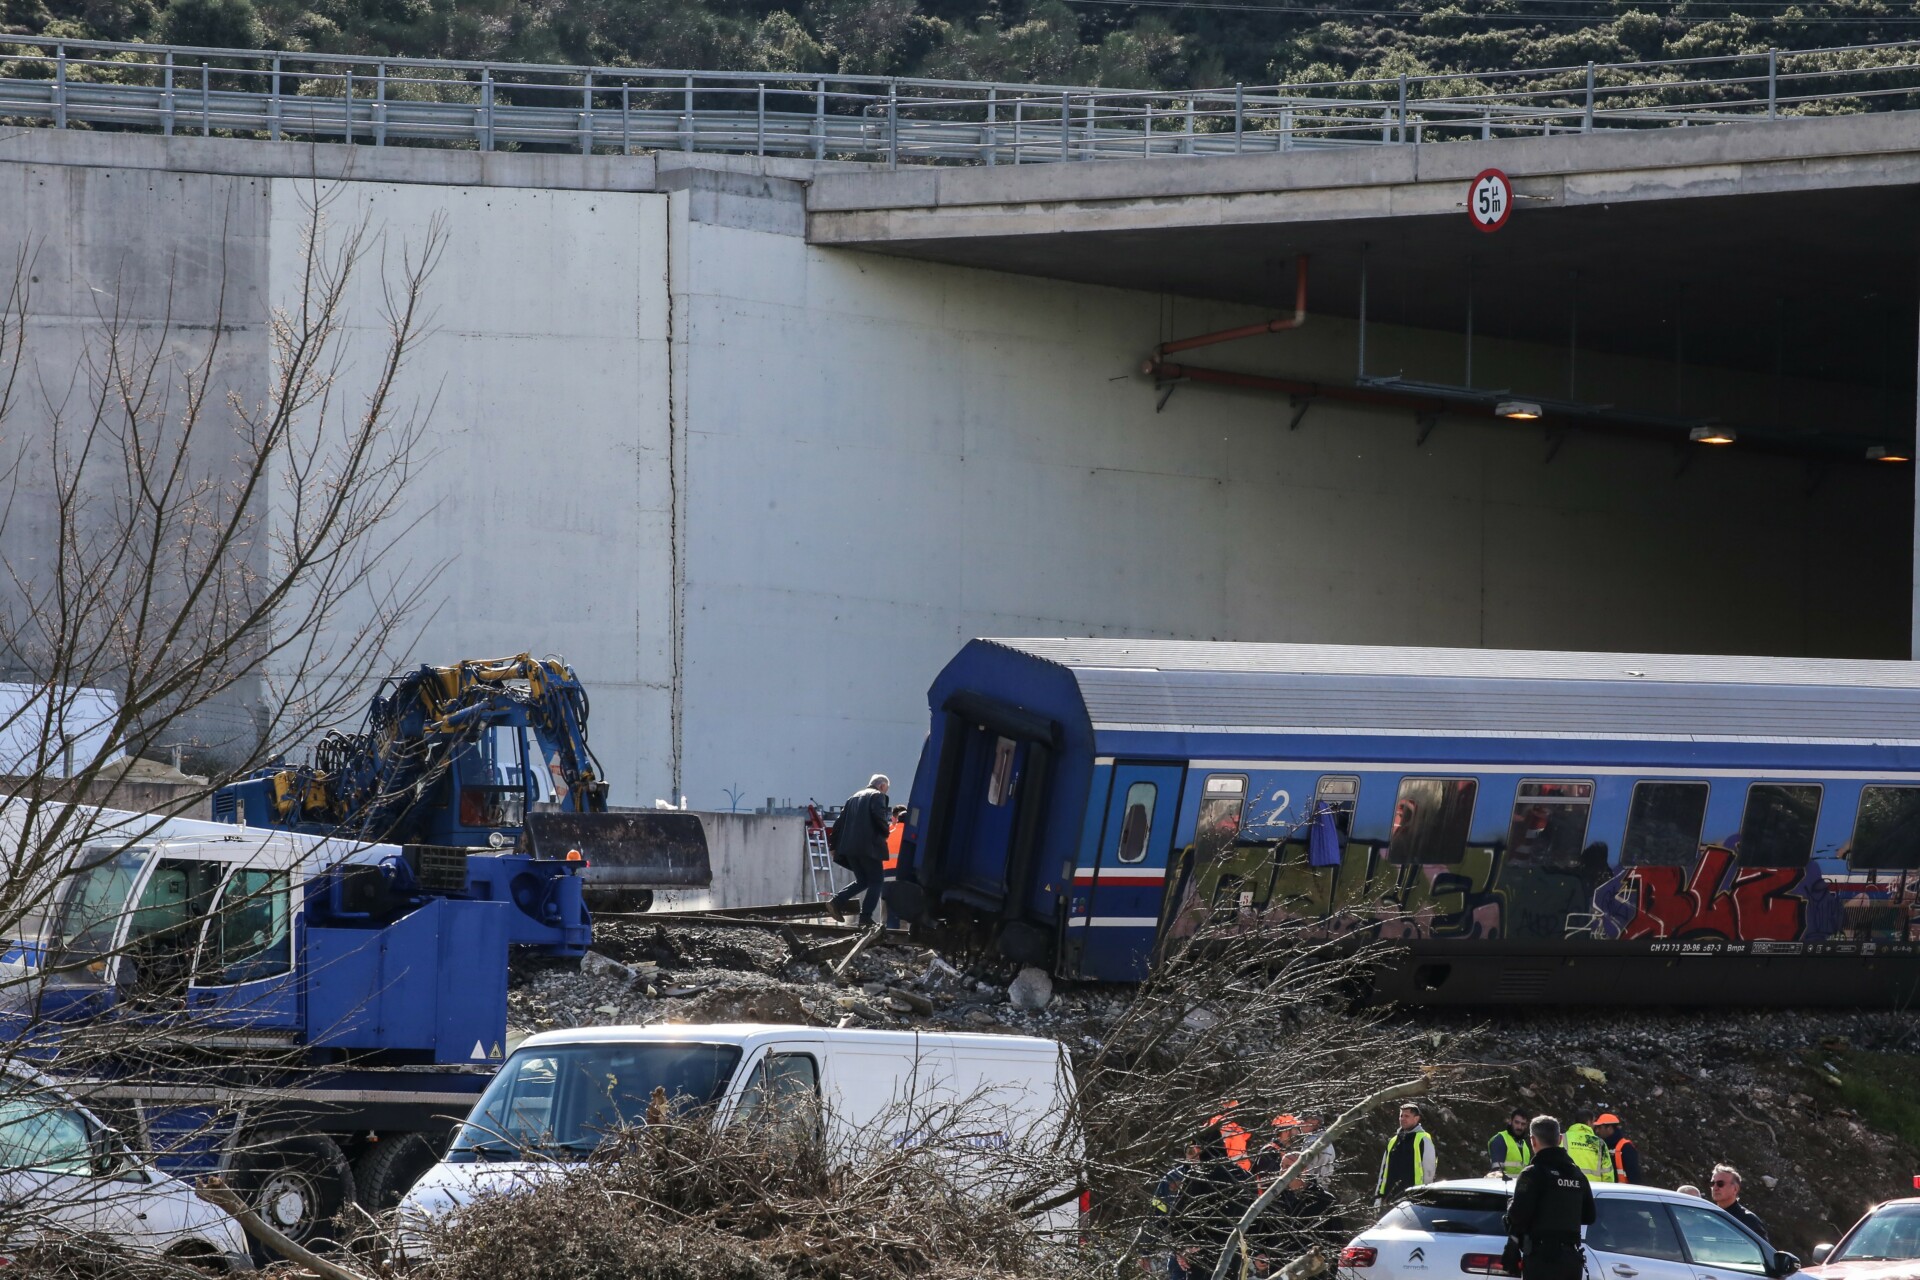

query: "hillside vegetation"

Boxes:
[7, 0, 1920, 96]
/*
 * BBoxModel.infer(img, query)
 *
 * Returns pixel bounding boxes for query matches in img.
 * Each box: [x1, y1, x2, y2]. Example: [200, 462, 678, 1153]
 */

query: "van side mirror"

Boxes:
[1769, 1251, 1802, 1277]
[1811, 1245, 1833, 1264]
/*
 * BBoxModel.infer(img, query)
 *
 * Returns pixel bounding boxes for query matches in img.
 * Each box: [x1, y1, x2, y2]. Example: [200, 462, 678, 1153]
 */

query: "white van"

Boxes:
[400, 1023, 1080, 1242]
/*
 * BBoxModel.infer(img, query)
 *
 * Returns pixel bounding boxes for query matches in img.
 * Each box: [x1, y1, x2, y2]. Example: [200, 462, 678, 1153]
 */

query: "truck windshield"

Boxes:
[1835, 1204, 1920, 1262]
[43, 846, 148, 984]
[447, 1042, 744, 1162]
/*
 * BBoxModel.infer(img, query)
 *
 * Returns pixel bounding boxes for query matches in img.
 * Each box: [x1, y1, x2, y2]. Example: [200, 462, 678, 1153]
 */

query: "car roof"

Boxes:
[516, 1022, 1063, 1055]
[1409, 1177, 1723, 1204]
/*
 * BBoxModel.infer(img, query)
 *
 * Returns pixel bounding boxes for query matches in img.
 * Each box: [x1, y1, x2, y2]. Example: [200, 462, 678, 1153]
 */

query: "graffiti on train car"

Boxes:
[1169, 836, 1916, 945]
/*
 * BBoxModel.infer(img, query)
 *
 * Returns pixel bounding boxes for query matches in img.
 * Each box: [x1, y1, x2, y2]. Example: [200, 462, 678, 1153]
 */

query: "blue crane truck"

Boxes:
[2, 655, 711, 1256]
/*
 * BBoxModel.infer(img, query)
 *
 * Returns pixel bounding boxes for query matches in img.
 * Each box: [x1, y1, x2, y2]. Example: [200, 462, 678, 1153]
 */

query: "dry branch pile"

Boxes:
[413, 1116, 1077, 1280]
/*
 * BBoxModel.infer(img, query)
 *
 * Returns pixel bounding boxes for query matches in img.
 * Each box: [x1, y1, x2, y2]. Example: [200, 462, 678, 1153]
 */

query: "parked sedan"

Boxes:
[1338, 1178, 1801, 1280]
[1806, 1197, 1920, 1280]
[0, 1070, 251, 1270]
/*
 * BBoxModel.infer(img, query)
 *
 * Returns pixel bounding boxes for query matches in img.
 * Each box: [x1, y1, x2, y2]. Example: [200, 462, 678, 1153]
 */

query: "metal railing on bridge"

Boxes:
[1, 35, 1919, 165]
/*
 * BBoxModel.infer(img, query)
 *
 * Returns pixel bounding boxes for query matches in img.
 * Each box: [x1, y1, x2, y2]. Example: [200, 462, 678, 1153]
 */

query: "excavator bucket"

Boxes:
[522, 811, 712, 891]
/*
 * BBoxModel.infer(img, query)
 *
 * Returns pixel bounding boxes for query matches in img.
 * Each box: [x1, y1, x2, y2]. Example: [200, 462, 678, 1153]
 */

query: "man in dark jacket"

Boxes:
[1504, 1115, 1596, 1280]
[1709, 1166, 1769, 1241]
[829, 774, 892, 925]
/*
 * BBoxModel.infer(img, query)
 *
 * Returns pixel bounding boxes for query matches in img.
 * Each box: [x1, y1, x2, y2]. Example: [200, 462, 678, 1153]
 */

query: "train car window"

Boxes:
[1738, 783, 1822, 867]
[1849, 786, 1920, 869]
[1621, 782, 1709, 866]
[1388, 778, 1478, 865]
[1195, 775, 1247, 862]
[1506, 780, 1594, 867]
[1315, 776, 1359, 839]
[1116, 783, 1157, 864]
[986, 737, 1017, 807]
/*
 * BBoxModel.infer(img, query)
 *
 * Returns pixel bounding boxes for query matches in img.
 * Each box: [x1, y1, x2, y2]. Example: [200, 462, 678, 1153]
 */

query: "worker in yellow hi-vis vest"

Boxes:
[1487, 1108, 1530, 1179]
[1565, 1106, 1615, 1183]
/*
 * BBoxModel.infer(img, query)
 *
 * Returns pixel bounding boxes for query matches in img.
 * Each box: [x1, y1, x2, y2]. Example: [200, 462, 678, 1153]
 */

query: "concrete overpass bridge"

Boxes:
[0, 37, 1912, 804]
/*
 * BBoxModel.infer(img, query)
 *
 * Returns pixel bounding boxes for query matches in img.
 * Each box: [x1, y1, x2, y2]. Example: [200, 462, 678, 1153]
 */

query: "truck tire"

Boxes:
[354, 1131, 441, 1212]
[230, 1130, 354, 1264]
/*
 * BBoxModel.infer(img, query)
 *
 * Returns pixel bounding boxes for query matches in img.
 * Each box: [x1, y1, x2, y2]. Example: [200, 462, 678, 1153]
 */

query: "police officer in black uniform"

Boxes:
[1503, 1115, 1597, 1280]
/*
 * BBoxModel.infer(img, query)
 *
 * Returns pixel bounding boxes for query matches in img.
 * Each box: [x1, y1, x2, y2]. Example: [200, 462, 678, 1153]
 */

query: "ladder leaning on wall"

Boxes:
[804, 804, 838, 901]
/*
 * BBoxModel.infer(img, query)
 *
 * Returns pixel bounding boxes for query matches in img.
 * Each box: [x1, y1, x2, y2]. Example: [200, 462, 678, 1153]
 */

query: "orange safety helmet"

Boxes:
[1595, 1113, 1622, 1126]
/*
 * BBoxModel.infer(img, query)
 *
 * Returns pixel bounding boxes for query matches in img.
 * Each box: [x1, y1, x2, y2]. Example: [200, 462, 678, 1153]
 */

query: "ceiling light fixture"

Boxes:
[1495, 400, 1543, 420]
[1689, 426, 1737, 445]
[1867, 446, 1912, 463]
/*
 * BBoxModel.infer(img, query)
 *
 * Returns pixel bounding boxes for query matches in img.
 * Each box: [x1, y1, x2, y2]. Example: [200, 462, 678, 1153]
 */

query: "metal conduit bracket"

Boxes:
[1287, 394, 1315, 431]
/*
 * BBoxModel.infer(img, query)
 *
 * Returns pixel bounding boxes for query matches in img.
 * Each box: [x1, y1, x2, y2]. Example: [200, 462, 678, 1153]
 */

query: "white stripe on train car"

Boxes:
[1072, 868, 1167, 882]
[1066, 917, 1160, 928]
[1182, 758, 1920, 781]
[1093, 724, 1920, 748]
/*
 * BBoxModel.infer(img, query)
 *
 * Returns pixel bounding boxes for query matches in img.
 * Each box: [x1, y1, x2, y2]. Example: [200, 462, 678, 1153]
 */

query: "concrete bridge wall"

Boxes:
[0, 128, 1903, 813]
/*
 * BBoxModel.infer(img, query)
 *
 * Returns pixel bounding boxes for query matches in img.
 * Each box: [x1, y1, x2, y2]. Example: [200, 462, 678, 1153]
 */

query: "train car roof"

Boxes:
[963, 638, 1920, 744]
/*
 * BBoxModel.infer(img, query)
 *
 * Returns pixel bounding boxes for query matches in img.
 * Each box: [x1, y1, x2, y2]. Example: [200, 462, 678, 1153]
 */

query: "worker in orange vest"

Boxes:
[1593, 1113, 1641, 1184]
[1209, 1103, 1253, 1172]
[885, 804, 905, 871]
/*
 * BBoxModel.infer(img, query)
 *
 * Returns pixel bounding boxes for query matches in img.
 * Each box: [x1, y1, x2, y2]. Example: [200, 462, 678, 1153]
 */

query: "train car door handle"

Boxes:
[1612, 1266, 1638, 1275]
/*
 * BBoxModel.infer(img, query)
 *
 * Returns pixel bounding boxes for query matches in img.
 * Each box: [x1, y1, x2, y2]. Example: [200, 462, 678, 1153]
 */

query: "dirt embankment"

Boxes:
[1398, 1011, 1920, 1257]
[510, 920, 1920, 1259]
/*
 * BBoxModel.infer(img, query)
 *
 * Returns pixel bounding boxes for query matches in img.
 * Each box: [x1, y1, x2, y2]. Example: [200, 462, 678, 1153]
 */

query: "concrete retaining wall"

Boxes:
[0, 131, 1904, 819]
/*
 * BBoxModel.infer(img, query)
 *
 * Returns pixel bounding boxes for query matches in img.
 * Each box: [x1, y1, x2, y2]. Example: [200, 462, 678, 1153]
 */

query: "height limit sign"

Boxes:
[1468, 168, 1513, 233]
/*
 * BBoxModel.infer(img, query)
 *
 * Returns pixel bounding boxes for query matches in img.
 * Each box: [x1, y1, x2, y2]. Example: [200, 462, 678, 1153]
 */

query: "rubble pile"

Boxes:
[509, 919, 1129, 1044]
[511, 917, 1920, 1258]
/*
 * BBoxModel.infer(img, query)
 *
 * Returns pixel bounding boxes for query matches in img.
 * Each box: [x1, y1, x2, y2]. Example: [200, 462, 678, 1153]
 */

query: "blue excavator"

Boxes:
[214, 653, 708, 913]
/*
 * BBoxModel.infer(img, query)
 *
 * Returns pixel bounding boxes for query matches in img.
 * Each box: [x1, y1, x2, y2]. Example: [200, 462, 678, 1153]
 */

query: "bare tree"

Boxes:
[0, 181, 447, 1273]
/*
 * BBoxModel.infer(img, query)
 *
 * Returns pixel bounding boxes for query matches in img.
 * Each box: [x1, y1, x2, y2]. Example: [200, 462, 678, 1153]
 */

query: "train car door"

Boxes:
[1073, 763, 1184, 981]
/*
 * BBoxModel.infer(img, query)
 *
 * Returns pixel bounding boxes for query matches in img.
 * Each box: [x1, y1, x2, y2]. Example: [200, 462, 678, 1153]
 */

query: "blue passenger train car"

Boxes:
[885, 639, 1920, 1005]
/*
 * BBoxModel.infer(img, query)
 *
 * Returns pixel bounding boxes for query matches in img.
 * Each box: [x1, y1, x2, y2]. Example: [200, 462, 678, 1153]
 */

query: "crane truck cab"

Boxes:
[399, 1023, 1084, 1252]
[0, 804, 597, 1259]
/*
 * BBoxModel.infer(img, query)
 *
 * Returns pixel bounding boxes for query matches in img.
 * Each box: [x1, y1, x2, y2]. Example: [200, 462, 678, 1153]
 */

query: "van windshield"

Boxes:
[447, 1042, 744, 1162]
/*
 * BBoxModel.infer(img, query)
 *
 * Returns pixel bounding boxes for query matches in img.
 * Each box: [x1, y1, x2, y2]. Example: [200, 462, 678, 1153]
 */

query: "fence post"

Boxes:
[1185, 96, 1194, 154]
[376, 60, 387, 146]
[343, 68, 352, 142]
[1060, 90, 1070, 160]
[1397, 73, 1407, 143]
[1083, 94, 1095, 159]
[622, 85, 631, 154]
[54, 44, 66, 130]
[581, 71, 593, 155]
[756, 81, 765, 156]
[270, 54, 281, 141]
[683, 75, 694, 152]
[482, 68, 493, 151]
[201, 61, 211, 137]
[1234, 82, 1244, 152]
[1143, 98, 1152, 158]
[1584, 61, 1595, 132]
[1768, 48, 1778, 119]
[164, 51, 174, 136]
[815, 78, 826, 161]
[986, 86, 997, 165]
[888, 80, 899, 168]
[1282, 103, 1293, 151]
[1013, 97, 1023, 164]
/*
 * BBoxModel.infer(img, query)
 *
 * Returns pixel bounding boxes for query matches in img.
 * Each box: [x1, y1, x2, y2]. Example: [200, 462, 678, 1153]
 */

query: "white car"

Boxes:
[0, 1070, 251, 1271]
[1340, 1178, 1802, 1280]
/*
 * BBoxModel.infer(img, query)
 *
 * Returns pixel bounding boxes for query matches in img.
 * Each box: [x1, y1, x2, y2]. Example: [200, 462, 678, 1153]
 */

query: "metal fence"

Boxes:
[1, 35, 1919, 165]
